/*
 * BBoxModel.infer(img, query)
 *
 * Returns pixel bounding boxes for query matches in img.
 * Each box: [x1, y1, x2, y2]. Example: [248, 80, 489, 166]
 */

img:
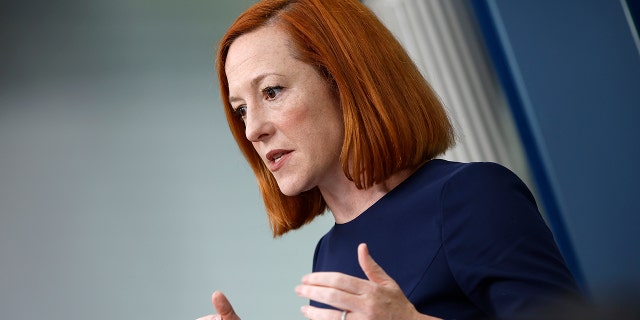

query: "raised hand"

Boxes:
[196, 291, 241, 320]
[295, 243, 440, 320]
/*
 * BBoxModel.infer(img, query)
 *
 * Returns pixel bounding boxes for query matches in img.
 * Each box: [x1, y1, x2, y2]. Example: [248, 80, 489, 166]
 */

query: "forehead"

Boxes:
[225, 25, 293, 83]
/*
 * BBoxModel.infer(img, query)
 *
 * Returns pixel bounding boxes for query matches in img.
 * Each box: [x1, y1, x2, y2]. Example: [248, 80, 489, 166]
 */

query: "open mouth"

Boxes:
[272, 153, 286, 163]
[266, 149, 292, 164]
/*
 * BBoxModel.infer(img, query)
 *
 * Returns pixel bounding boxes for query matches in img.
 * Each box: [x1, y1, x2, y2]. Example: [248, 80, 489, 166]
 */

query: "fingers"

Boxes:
[300, 305, 347, 320]
[357, 243, 393, 285]
[297, 269, 374, 310]
[300, 272, 365, 294]
[297, 243, 393, 309]
[297, 284, 359, 312]
[211, 291, 241, 320]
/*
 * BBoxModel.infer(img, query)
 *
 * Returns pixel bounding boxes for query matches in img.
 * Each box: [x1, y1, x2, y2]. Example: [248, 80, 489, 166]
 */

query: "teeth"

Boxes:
[268, 151, 288, 163]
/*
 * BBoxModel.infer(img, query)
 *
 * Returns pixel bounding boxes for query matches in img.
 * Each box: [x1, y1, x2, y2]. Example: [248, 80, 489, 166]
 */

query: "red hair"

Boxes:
[216, 0, 454, 237]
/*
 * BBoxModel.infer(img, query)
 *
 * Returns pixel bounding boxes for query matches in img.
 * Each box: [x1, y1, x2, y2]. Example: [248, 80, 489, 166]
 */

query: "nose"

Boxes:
[244, 105, 273, 142]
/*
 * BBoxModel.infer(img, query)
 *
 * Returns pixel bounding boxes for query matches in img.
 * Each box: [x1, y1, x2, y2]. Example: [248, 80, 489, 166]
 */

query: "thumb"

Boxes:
[212, 291, 241, 320]
[357, 243, 394, 285]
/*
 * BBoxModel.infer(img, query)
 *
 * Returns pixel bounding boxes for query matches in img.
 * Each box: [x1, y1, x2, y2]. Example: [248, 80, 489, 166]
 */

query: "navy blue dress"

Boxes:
[311, 160, 580, 320]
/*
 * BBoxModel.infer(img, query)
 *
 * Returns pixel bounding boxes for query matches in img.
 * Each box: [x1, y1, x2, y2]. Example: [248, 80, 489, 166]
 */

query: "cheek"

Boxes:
[281, 90, 342, 144]
[279, 109, 309, 137]
[278, 96, 314, 131]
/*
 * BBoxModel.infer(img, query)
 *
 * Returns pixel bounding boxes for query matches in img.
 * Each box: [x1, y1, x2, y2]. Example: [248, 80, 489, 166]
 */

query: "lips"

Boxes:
[265, 149, 292, 171]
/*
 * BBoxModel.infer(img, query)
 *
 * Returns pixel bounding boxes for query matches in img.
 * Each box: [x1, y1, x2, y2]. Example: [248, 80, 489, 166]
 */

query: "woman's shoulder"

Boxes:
[408, 159, 537, 216]
[423, 158, 515, 174]
[411, 159, 520, 187]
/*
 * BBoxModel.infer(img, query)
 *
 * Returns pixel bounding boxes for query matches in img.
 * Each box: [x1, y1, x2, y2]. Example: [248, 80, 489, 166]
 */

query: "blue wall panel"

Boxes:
[472, 0, 640, 299]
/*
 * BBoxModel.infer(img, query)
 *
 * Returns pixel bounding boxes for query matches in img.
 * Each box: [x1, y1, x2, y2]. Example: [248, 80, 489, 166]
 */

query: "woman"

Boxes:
[199, 0, 581, 319]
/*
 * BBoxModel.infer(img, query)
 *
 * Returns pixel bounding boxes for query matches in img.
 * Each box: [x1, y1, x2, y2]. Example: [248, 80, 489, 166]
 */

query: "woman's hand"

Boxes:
[295, 243, 440, 320]
[196, 291, 241, 320]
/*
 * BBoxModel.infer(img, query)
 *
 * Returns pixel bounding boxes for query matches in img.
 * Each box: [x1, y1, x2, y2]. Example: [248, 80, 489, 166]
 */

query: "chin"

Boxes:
[278, 186, 303, 197]
[276, 180, 311, 197]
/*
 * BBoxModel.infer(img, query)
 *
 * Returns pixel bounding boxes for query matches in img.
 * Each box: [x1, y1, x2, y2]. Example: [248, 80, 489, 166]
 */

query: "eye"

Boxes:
[262, 85, 283, 100]
[233, 105, 247, 119]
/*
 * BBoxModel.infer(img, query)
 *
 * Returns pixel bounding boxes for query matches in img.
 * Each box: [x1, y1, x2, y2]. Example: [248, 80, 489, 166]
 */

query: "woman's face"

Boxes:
[225, 25, 344, 196]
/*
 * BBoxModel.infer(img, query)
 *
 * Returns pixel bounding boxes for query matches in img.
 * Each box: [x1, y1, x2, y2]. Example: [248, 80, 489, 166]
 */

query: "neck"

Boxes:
[320, 169, 414, 224]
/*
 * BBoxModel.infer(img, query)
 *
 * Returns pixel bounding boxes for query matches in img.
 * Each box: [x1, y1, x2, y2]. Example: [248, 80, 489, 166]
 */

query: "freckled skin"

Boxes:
[225, 25, 345, 197]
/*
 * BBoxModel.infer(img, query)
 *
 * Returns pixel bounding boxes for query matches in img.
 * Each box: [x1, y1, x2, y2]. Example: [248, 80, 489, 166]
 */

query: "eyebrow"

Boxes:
[228, 72, 284, 104]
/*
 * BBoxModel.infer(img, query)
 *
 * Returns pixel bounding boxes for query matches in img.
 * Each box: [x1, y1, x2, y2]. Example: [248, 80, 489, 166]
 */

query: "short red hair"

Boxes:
[216, 0, 455, 237]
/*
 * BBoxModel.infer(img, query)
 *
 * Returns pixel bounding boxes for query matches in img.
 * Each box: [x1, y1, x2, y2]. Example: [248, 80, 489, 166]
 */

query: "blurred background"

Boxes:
[0, 0, 332, 319]
[2, 0, 639, 319]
